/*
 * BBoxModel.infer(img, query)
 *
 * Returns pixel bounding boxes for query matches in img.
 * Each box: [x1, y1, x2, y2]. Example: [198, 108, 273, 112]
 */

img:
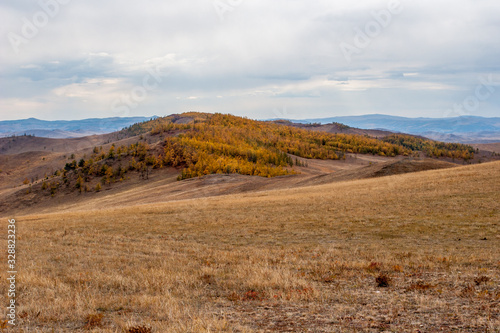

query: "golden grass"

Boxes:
[1, 161, 499, 332]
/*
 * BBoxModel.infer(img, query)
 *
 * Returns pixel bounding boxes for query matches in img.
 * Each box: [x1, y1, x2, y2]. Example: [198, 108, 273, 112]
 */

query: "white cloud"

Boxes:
[20, 64, 40, 69]
[52, 78, 123, 99]
[0, 0, 499, 120]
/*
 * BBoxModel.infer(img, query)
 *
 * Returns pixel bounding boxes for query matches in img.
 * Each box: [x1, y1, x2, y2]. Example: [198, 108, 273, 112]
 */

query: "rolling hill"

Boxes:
[1, 112, 497, 217]
[284, 114, 500, 143]
[3, 158, 499, 332]
[3, 114, 500, 143]
[0, 112, 499, 331]
[0, 116, 156, 138]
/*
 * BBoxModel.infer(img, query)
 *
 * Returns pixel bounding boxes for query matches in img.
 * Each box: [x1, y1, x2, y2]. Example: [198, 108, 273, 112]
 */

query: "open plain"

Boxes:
[1, 160, 498, 332]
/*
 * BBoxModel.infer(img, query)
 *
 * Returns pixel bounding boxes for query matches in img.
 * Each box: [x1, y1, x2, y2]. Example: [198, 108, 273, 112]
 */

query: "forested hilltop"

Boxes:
[34, 112, 475, 196]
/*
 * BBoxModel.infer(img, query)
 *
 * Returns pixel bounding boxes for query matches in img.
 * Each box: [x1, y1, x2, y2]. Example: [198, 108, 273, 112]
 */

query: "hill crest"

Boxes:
[2, 112, 498, 216]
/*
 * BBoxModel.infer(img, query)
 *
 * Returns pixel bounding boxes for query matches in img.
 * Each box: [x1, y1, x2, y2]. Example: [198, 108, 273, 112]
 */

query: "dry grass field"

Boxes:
[1, 161, 499, 332]
[471, 143, 500, 154]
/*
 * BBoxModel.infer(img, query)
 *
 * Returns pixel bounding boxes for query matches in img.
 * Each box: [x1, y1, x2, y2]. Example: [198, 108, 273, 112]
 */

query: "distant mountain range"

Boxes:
[1, 114, 499, 143]
[0, 116, 156, 138]
[286, 114, 500, 143]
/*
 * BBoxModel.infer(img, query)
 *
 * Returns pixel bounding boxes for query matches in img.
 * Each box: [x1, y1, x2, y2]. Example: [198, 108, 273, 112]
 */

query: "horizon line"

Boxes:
[0, 112, 498, 122]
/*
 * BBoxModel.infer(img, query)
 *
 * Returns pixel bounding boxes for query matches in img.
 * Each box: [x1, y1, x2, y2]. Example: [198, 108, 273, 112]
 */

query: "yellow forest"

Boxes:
[40, 113, 475, 194]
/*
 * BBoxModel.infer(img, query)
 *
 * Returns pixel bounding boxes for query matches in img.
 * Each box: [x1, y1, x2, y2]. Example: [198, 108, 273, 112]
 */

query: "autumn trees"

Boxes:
[382, 134, 475, 160]
[36, 113, 479, 197]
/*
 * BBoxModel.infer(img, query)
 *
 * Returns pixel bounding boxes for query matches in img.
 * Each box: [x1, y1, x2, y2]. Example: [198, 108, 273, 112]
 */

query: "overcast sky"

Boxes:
[1, 0, 499, 121]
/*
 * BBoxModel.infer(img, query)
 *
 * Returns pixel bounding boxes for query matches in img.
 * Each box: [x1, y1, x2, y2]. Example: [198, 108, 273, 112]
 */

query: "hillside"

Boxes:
[3, 161, 499, 331]
[1, 112, 487, 215]
[270, 119, 394, 138]
[4, 114, 500, 143]
[1, 157, 460, 217]
[284, 114, 500, 143]
[0, 132, 132, 155]
[471, 142, 500, 154]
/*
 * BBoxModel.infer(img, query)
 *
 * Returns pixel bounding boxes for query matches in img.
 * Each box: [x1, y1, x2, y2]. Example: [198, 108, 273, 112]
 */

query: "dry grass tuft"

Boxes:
[127, 325, 153, 333]
[367, 262, 383, 271]
[84, 313, 103, 330]
[241, 290, 264, 301]
[319, 272, 336, 283]
[407, 281, 433, 292]
[227, 292, 240, 302]
[392, 264, 404, 272]
[200, 273, 214, 285]
[461, 284, 476, 297]
[474, 275, 490, 286]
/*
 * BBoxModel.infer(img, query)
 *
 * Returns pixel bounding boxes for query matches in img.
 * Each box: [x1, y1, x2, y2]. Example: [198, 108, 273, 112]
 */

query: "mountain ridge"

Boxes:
[2, 113, 500, 142]
[275, 114, 500, 143]
[0, 116, 158, 138]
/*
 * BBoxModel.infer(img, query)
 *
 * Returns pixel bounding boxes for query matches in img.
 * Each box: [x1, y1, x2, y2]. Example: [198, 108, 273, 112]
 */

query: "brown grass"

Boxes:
[127, 325, 152, 333]
[1, 161, 499, 332]
[84, 313, 104, 330]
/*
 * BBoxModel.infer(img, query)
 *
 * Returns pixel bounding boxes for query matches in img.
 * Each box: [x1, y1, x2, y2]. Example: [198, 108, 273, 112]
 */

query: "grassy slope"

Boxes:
[471, 142, 500, 154]
[1, 161, 499, 332]
[1, 156, 458, 217]
[0, 113, 490, 212]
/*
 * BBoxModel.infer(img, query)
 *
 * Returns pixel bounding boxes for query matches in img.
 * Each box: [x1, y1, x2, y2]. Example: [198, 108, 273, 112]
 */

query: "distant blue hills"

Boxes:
[288, 114, 500, 133]
[284, 114, 500, 143]
[0, 116, 156, 139]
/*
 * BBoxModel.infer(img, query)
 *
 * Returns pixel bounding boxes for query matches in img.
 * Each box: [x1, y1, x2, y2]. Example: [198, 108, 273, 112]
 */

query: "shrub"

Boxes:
[376, 274, 391, 287]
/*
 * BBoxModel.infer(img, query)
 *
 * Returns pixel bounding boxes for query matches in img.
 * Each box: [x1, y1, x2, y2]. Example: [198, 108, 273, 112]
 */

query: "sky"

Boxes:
[0, 0, 499, 121]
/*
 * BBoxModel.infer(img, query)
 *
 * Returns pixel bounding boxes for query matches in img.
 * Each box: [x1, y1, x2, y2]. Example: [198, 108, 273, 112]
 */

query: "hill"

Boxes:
[282, 114, 500, 143]
[270, 119, 395, 138]
[0, 133, 130, 155]
[0, 156, 460, 216]
[4, 114, 500, 143]
[3, 161, 499, 331]
[471, 142, 500, 154]
[0, 116, 155, 138]
[1, 112, 487, 216]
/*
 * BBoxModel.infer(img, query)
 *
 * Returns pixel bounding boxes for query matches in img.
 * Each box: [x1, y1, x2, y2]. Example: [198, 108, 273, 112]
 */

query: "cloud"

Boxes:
[0, 0, 499, 120]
